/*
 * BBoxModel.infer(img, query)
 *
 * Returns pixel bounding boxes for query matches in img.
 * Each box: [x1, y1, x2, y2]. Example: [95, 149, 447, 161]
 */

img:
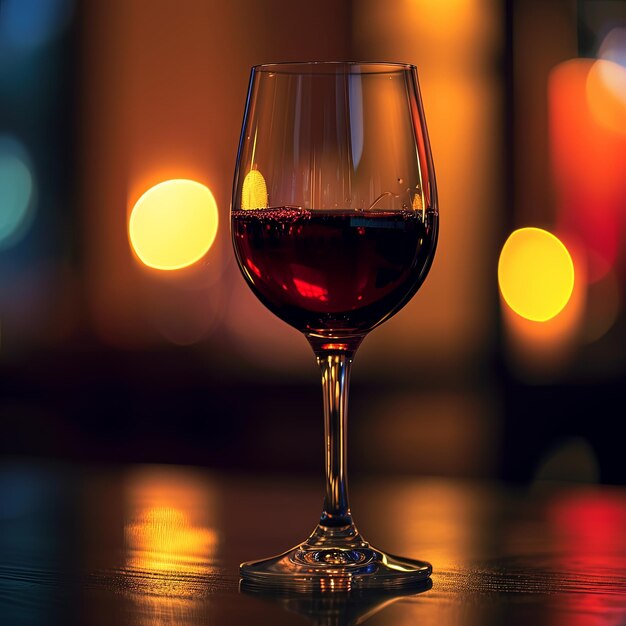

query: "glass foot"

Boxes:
[240, 526, 432, 591]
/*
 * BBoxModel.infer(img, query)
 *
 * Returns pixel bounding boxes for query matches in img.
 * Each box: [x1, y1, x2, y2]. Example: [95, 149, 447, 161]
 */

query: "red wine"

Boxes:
[232, 207, 438, 336]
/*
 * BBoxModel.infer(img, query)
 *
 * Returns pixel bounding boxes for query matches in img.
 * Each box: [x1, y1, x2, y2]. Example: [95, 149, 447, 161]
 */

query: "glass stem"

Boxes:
[317, 350, 355, 529]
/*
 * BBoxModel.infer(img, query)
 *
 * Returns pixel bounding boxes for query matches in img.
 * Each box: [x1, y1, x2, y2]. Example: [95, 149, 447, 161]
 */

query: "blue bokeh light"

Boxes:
[0, 0, 74, 50]
[0, 135, 36, 249]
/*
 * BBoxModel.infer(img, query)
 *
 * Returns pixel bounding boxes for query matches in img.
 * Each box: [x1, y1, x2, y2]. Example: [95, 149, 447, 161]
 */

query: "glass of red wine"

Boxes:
[231, 62, 438, 590]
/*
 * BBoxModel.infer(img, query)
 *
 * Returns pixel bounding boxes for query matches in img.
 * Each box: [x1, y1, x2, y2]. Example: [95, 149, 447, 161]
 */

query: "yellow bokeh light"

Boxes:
[129, 179, 218, 270]
[241, 169, 268, 210]
[498, 228, 575, 322]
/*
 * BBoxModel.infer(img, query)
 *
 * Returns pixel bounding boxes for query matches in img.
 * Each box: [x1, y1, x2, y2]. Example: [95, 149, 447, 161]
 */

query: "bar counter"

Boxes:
[1, 459, 625, 625]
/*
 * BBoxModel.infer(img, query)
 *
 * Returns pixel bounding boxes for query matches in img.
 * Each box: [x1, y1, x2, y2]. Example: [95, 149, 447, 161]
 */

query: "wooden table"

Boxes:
[1, 459, 625, 625]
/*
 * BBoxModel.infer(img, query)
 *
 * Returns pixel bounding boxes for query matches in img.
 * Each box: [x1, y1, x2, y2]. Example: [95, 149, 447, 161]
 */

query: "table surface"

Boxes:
[1, 458, 625, 626]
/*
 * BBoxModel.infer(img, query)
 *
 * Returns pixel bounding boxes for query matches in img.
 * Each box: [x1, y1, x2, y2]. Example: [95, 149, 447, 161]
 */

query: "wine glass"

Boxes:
[231, 61, 438, 590]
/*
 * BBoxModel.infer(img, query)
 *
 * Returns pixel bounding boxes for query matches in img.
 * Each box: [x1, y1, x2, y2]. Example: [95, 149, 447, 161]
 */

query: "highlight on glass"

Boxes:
[231, 61, 438, 589]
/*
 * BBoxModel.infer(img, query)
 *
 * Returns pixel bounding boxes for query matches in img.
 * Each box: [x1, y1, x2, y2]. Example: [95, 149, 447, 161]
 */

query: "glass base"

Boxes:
[240, 525, 432, 591]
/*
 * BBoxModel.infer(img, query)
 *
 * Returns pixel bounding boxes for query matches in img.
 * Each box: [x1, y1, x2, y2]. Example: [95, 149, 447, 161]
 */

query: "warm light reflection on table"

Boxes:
[122, 466, 220, 624]
[1, 462, 625, 626]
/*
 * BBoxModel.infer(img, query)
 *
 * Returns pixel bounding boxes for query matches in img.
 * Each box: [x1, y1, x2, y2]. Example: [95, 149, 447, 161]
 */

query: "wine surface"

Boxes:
[231, 207, 438, 336]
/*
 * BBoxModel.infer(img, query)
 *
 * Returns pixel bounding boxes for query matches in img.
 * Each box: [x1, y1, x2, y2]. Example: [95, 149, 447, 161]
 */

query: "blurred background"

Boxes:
[1, 0, 624, 486]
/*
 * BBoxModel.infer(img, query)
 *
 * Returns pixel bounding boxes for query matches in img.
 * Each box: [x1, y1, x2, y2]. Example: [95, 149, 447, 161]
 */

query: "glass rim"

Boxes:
[251, 61, 417, 75]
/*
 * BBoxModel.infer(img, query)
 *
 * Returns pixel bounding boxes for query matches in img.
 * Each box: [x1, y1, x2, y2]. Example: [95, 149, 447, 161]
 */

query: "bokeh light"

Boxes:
[586, 59, 626, 136]
[0, 135, 35, 249]
[533, 437, 600, 485]
[598, 27, 626, 68]
[0, 0, 74, 50]
[500, 237, 585, 381]
[498, 228, 575, 322]
[549, 58, 625, 282]
[129, 179, 218, 271]
[241, 169, 268, 210]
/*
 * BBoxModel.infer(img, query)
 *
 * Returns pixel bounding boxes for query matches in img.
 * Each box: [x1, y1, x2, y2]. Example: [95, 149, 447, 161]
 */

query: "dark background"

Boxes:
[1, 0, 625, 485]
